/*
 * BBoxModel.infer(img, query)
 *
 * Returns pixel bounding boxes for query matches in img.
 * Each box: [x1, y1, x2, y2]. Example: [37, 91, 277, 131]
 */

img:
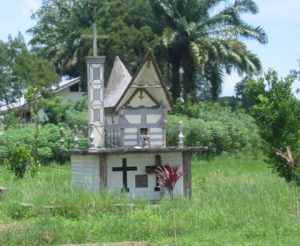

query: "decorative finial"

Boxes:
[178, 121, 184, 148]
[60, 127, 65, 150]
[89, 126, 95, 148]
[73, 125, 79, 150]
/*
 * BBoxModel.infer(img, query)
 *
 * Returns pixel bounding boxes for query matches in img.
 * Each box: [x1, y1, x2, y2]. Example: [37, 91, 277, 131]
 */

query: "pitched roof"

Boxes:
[115, 50, 172, 110]
[104, 56, 132, 108]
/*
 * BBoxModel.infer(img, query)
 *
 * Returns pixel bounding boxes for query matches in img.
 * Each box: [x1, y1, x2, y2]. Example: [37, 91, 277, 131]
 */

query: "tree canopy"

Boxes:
[0, 33, 27, 105]
[244, 70, 300, 183]
[0, 33, 59, 108]
[150, 0, 267, 101]
[27, 0, 266, 101]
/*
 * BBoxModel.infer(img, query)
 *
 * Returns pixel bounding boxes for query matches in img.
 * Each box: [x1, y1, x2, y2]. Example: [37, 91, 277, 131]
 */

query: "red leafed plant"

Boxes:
[156, 164, 187, 199]
[276, 147, 300, 174]
[276, 147, 300, 225]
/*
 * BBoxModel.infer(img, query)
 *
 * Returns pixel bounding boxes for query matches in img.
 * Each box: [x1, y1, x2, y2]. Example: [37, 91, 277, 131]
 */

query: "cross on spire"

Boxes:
[81, 23, 109, 57]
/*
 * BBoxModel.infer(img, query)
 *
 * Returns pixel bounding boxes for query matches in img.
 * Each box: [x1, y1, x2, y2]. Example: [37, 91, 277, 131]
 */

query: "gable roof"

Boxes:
[104, 56, 132, 108]
[114, 50, 172, 110]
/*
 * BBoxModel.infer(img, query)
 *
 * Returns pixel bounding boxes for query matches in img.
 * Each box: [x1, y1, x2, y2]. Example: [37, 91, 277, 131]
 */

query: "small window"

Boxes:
[135, 175, 148, 188]
[140, 128, 148, 135]
[70, 83, 79, 92]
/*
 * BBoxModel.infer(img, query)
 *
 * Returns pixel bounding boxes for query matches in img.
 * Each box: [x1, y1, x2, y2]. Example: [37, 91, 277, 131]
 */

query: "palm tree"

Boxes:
[150, 0, 267, 101]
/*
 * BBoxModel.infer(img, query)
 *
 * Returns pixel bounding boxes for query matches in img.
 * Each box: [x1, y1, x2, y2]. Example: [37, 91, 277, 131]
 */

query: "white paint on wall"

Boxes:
[106, 152, 183, 200]
[125, 115, 141, 124]
[55, 88, 85, 103]
[71, 155, 100, 192]
[124, 140, 138, 146]
[149, 128, 163, 133]
[124, 128, 138, 133]
[146, 115, 161, 124]
[129, 92, 157, 108]
[124, 135, 138, 140]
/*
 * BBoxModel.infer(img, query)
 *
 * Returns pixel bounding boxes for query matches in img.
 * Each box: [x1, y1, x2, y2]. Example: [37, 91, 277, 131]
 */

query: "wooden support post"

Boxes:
[99, 154, 107, 188]
[182, 151, 192, 199]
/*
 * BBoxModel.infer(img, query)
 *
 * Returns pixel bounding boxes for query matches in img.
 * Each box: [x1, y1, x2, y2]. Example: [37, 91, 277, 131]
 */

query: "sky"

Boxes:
[0, 0, 300, 97]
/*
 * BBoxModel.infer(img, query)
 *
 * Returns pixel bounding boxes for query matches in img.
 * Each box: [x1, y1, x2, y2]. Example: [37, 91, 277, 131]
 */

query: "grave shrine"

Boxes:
[70, 25, 206, 200]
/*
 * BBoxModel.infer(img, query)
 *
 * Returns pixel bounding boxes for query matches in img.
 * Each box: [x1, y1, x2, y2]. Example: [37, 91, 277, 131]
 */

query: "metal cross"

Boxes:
[81, 23, 109, 57]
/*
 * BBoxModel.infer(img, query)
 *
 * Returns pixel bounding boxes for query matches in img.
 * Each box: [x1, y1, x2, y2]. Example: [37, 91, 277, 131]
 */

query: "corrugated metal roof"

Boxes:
[104, 56, 132, 108]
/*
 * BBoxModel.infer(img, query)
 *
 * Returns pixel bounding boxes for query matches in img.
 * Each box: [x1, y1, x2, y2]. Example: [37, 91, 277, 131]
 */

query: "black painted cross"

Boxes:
[145, 154, 161, 191]
[112, 158, 137, 192]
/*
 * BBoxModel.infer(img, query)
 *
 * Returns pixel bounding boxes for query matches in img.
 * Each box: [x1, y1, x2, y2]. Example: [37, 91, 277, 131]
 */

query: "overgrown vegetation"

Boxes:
[5, 144, 34, 178]
[0, 157, 299, 245]
[244, 70, 300, 183]
[0, 124, 72, 165]
[168, 100, 261, 154]
[0, 99, 261, 167]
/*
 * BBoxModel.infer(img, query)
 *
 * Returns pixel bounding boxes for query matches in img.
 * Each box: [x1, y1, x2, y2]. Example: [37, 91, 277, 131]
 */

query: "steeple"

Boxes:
[82, 24, 109, 148]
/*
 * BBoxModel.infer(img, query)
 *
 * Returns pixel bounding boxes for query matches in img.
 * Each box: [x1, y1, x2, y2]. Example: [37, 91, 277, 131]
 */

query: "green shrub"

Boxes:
[6, 144, 34, 178]
[245, 70, 300, 183]
[41, 96, 73, 124]
[65, 110, 88, 132]
[0, 124, 74, 165]
[2, 111, 20, 130]
[168, 101, 261, 154]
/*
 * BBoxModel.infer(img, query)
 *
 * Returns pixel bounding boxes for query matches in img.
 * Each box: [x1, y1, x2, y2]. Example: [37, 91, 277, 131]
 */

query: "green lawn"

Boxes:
[0, 157, 300, 245]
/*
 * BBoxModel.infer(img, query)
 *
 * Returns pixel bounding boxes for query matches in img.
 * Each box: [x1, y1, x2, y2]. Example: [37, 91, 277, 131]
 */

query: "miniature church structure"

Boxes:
[70, 25, 205, 200]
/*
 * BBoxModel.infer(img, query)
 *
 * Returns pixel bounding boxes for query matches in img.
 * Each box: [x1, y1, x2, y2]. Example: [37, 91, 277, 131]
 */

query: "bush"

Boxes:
[2, 111, 21, 129]
[6, 144, 34, 178]
[65, 110, 88, 132]
[245, 70, 300, 183]
[0, 124, 74, 165]
[168, 101, 261, 154]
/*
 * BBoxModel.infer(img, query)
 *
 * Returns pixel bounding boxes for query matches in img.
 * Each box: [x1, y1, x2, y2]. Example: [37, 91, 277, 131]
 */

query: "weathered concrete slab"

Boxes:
[63, 242, 149, 246]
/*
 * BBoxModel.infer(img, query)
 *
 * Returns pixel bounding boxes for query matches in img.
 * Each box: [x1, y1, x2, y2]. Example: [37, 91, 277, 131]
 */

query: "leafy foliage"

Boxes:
[245, 70, 300, 183]
[5, 144, 34, 178]
[0, 34, 27, 105]
[156, 164, 186, 199]
[0, 124, 73, 165]
[28, 0, 266, 101]
[29, 0, 163, 87]
[169, 100, 261, 154]
[150, 0, 267, 101]
[2, 111, 21, 130]
[277, 147, 300, 175]
[41, 96, 73, 124]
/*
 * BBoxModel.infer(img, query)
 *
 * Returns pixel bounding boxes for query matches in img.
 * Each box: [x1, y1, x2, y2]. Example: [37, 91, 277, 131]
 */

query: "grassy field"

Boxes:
[0, 157, 300, 245]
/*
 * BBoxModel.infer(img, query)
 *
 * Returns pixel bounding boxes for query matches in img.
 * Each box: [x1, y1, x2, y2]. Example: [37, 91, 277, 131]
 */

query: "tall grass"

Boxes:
[0, 157, 299, 245]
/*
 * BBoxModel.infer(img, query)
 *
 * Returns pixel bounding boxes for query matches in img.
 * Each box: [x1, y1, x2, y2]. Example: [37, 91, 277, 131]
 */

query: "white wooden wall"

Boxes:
[56, 87, 85, 103]
[71, 155, 100, 192]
